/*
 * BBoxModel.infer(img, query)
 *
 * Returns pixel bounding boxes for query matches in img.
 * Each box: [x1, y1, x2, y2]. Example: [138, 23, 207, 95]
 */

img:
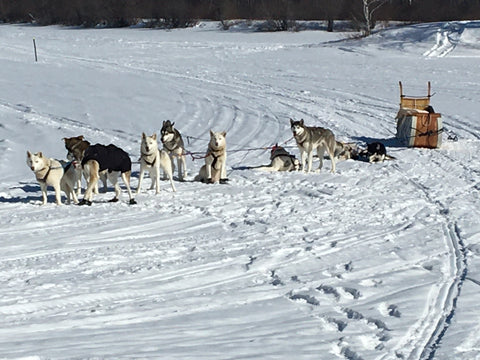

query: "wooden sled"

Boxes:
[396, 81, 442, 148]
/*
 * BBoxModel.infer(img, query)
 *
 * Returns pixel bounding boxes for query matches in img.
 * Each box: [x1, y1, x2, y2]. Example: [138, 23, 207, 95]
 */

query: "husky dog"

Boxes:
[334, 141, 359, 161]
[161, 120, 187, 181]
[64, 136, 136, 205]
[26, 151, 64, 205]
[63, 135, 108, 194]
[255, 144, 300, 172]
[359, 142, 396, 163]
[59, 160, 82, 204]
[137, 133, 176, 194]
[194, 130, 228, 184]
[290, 118, 336, 173]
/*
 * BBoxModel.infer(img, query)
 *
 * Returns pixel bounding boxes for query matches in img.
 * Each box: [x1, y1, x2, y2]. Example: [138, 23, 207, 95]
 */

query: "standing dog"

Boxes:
[161, 120, 187, 181]
[255, 144, 300, 172]
[26, 151, 64, 205]
[290, 119, 336, 173]
[59, 160, 82, 204]
[64, 137, 136, 205]
[137, 133, 176, 194]
[194, 130, 228, 184]
[64, 135, 108, 194]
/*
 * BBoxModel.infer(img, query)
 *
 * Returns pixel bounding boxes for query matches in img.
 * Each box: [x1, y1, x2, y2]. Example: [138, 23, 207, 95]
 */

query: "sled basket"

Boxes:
[396, 81, 442, 148]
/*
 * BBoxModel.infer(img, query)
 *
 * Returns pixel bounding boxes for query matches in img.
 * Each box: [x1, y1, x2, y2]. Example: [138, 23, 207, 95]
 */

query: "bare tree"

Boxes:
[361, 0, 388, 36]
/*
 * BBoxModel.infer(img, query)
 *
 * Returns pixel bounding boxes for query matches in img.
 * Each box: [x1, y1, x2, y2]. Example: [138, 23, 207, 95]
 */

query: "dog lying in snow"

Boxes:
[334, 141, 359, 161]
[255, 144, 300, 172]
[359, 142, 396, 163]
[194, 130, 228, 184]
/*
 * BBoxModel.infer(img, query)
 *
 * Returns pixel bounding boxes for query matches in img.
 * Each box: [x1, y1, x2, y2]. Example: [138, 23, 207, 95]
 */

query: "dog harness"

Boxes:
[208, 148, 224, 170]
[36, 162, 62, 183]
[141, 152, 157, 167]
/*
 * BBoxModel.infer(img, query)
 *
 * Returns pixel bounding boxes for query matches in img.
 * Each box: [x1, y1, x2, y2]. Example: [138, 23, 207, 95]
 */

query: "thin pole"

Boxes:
[33, 38, 38, 62]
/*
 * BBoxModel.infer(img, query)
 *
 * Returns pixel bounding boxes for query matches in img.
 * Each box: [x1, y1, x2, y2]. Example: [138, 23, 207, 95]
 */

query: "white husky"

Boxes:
[137, 133, 176, 194]
[26, 151, 64, 205]
[59, 160, 82, 204]
[195, 130, 228, 184]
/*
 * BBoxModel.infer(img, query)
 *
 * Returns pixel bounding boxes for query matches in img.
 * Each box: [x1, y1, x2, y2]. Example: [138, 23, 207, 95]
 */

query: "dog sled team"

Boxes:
[26, 118, 394, 205]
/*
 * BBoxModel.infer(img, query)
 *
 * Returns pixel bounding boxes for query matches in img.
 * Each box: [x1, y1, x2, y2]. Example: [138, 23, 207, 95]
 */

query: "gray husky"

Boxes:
[290, 118, 336, 173]
[160, 120, 187, 181]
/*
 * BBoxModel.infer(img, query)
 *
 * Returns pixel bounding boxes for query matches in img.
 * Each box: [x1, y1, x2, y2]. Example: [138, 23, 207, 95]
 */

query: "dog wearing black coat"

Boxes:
[64, 136, 136, 205]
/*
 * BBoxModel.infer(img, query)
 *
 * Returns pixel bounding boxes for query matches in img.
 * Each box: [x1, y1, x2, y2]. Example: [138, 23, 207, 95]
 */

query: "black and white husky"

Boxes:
[290, 118, 336, 173]
[160, 120, 187, 181]
[360, 142, 396, 163]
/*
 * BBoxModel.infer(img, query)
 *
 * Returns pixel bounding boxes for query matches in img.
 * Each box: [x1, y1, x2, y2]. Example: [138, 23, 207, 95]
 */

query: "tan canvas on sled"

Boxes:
[396, 81, 442, 148]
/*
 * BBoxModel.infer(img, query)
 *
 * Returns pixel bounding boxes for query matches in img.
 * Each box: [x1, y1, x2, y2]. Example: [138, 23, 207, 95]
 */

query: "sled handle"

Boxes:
[399, 81, 432, 98]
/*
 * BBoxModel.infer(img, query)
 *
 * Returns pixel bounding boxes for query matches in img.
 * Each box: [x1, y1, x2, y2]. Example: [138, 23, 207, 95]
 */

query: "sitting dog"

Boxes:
[64, 135, 108, 194]
[194, 130, 228, 184]
[26, 151, 64, 205]
[64, 136, 136, 205]
[137, 132, 176, 194]
[359, 142, 396, 163]
[161, 120, 187, 181]
[255, 144, 300, 172]
[290, 118, 336, 173]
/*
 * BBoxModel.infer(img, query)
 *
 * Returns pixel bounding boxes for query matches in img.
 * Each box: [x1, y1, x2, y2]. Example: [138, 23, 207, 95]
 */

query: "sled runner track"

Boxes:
[386, 163, 468, 360]
[0, 99, 138, 147]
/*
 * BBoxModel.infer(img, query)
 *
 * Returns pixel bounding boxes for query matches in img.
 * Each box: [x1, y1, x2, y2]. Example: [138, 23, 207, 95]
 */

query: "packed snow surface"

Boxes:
[0, 21, 480, 360]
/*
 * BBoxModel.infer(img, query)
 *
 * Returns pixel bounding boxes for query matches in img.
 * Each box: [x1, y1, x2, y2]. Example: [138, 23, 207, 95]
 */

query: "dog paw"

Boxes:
[108, 198, 119, 203]
[78, 199, 92, 206]
[220, 178, 229, 184]
[129, 199, 137, 205]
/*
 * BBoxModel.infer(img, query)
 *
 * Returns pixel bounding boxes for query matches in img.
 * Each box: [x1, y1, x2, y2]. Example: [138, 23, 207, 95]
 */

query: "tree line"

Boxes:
[1, 0, 479, 30]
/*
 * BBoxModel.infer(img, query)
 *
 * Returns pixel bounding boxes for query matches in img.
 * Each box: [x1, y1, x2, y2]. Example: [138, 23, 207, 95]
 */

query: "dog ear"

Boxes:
[222, 131, 226, 137]
[152, 133, 157, 140]
[27, 150, 32, 157]
[300, 119, 304, 125]
[142, 132, 146, 139]
[171, 122, 175, 127]
[38, 151, 43, 158]
[77, 135, 84, 140]
[290, 118, 294, 125]
[210, 130, 214, 136]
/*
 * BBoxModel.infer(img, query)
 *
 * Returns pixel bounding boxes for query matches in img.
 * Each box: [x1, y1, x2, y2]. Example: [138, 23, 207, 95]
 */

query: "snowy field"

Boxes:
[1, 20, 480, 360]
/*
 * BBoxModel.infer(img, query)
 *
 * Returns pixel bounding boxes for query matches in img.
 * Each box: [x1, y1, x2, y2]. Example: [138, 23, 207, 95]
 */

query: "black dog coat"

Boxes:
[82, 144, 131, 173]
